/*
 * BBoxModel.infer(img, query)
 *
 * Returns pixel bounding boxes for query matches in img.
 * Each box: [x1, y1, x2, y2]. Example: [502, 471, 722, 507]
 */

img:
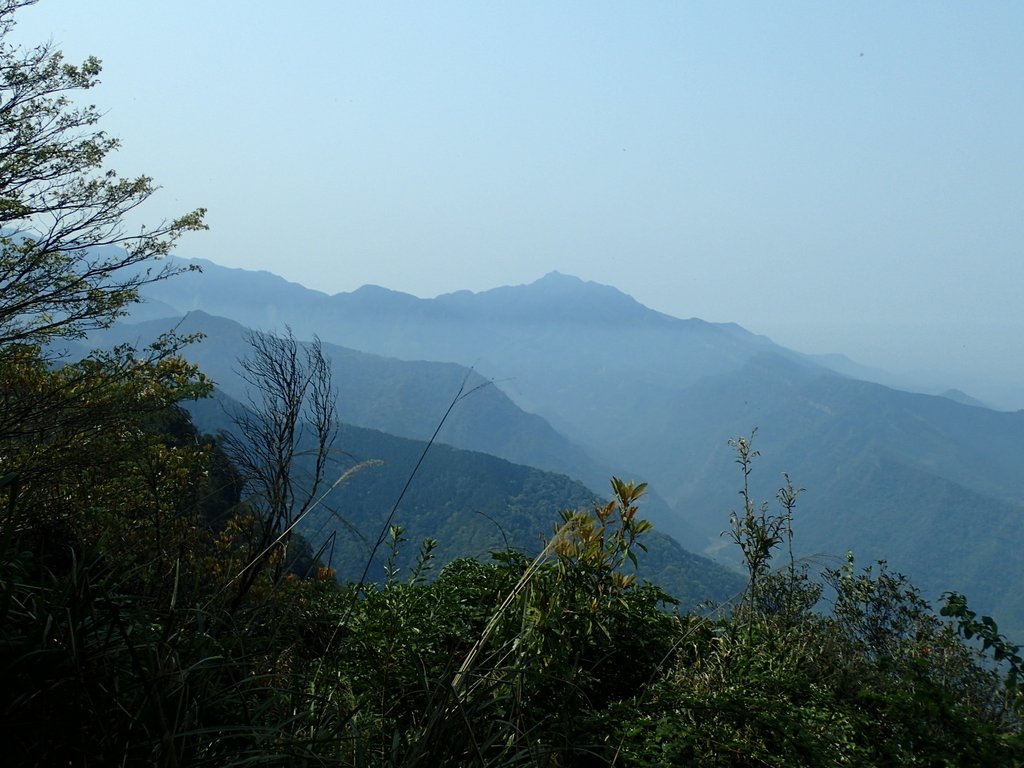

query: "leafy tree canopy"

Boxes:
[0, 0, 204, 349]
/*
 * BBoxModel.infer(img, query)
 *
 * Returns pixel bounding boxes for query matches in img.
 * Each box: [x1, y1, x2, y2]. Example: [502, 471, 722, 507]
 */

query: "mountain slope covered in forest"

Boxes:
[185, 393, 743, 608]
[140, 258, 1024, 633]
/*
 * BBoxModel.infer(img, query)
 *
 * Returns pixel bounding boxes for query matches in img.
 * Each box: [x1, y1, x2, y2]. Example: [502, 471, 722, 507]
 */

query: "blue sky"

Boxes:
[11, 1, 1024, 406]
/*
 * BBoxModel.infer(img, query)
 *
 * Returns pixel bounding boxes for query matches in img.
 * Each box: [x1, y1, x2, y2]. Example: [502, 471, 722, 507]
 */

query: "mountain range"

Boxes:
[123, 257, 1024, 634]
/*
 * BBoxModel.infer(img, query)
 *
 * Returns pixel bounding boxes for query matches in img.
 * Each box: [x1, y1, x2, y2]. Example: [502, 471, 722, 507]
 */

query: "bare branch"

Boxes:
[220, 328, 339, 603]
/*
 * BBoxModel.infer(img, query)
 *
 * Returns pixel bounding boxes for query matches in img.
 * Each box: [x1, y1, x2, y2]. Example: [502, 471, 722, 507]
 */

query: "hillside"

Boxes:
[185, 393, 744, 608]
[140, 258, 1024, 634]
[98, 311, 616, 495]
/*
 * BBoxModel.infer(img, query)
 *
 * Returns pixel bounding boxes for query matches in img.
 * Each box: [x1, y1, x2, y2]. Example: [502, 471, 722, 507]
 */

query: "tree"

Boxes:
[0, 10, 344, 765]
[219, 329, 339, 602]
[0, 0, 205, 350]
[0, 0, 207, 477]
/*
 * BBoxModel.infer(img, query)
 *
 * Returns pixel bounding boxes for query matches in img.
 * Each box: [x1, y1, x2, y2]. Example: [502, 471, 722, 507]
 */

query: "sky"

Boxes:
[10, 1, 1024, 407]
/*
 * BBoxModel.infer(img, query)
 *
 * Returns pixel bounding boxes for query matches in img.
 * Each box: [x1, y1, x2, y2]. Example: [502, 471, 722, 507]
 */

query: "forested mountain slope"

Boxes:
[185, 393, 743, 608]
[141, 258, 1024, 634]
[98, 311, 618, 496]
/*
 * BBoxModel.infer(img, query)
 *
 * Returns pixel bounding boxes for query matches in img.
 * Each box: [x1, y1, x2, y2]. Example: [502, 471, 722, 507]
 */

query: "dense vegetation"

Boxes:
[4, 378, 1023, 764]
[1, 4, 1023, 764]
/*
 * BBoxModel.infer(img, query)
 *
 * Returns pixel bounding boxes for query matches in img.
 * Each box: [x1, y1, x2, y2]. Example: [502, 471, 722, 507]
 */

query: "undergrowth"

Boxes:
[3, 394, 1022, 767]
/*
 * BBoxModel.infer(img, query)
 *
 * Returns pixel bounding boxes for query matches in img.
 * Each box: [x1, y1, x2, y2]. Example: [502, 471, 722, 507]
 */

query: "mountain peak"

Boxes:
[530, 271, 611, 293]
[431, 271, 655, 325]
[535, 270, 582, 284]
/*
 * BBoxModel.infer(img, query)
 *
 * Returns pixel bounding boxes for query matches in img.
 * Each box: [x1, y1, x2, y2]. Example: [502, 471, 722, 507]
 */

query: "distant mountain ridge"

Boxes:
[142, 258, 779, 355]
[138, 256, 1024, 635]
[139, 258, 811, 457]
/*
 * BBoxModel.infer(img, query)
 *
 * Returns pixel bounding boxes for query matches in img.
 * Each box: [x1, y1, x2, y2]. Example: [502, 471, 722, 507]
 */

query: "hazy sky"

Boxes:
[11, 2, 1024, 406]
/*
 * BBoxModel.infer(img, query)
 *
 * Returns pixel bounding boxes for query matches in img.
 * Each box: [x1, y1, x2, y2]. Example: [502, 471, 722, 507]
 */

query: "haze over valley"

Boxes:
[93, 257, 1023, 635]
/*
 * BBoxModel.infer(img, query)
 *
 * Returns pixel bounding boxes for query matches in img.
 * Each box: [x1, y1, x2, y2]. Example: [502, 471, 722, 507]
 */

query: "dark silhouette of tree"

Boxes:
[220, 328, 338, 604]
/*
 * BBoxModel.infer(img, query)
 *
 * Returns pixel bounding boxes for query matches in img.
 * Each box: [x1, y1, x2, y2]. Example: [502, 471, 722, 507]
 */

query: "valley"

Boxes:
[125, 257, 1024, 634]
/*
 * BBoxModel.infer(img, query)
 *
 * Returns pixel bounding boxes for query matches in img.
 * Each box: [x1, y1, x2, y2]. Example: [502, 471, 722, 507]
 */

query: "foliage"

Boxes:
[611, 435, 1021, 767]
[724, 429, 802, 618]
[325, 479, 682, 766]
[4, 342, 1023, 767]
[0, 0, 205, 349]
[942, 590, 1024, 718]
